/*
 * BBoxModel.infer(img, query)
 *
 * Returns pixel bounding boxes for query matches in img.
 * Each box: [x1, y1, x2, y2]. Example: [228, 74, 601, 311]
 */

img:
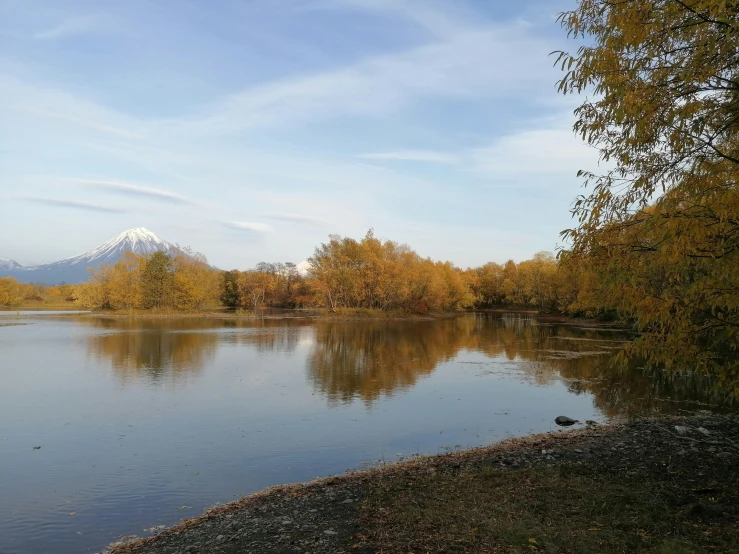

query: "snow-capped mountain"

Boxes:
[0, 258, 22, 272]
[296, 259, 313, 276]
[0, 228, 182, 284]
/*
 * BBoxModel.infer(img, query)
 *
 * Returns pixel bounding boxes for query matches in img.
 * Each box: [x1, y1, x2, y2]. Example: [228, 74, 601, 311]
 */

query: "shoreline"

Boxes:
[107, 413, 739, 554]
[4, 307, 634, 329]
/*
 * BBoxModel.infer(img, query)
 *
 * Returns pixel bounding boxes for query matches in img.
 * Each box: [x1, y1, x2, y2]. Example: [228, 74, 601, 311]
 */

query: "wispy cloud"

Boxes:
[357, 150, 459, 164]
[69, 178, 198, 205]
[2, 75, 145, 140]
[33, 14, 121, 40]
[468, 127, 599, 178]
[225, 221, 273, 233]
[20, 197, 126, 214]
[260, 212, 329, 226]
[26, 108, 144, 140]
[164, 22, 550, 136]
[326, 0, 481, 39]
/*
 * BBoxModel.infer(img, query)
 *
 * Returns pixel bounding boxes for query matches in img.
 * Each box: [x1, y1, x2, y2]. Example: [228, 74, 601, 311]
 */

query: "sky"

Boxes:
[0, 0, 598, 270]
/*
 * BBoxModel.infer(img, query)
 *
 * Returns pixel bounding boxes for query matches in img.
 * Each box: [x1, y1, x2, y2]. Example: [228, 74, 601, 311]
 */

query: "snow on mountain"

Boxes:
[296, 260, 313, 276]
[0, 228, 182, 284]
[0, 258, 22, 271]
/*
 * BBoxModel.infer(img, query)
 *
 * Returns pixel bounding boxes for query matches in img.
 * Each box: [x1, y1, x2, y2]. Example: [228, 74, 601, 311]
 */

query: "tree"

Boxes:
[107, 251, 145, 310]
[0, 277, 23, 307]
[221, 270, 240, 307]
[556, 1, 739, 383]
[172, 253, 220, 310]
[237, 270, 276, 311]
[141, 252, 174, 309]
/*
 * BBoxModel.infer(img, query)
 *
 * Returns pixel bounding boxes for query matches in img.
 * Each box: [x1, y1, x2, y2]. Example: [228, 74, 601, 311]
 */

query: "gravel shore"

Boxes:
[107, 413, 739, 554]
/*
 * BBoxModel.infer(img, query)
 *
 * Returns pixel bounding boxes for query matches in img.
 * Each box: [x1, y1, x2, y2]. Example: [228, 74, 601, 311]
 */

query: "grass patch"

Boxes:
[361, 463, 738, 553]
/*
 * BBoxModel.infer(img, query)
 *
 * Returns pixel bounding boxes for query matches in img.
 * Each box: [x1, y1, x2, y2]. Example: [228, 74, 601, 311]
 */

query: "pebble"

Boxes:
[216, 535, 225, 542]
[574, 449, 583, 453]
[324, 530, 338, 535]
[341, 499, 354, 504]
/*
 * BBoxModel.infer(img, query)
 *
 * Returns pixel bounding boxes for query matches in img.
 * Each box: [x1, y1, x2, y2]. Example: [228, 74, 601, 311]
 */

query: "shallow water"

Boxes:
[0, 312, 731, 553]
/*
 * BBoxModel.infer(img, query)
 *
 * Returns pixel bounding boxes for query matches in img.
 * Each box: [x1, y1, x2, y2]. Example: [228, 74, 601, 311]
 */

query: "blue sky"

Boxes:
[0, 0, 598, 269]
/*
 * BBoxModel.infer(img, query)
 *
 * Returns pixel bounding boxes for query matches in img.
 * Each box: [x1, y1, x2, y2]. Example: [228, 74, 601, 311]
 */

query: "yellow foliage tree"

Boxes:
[556, 0, 739, 388]
[0, 277, 23, 307]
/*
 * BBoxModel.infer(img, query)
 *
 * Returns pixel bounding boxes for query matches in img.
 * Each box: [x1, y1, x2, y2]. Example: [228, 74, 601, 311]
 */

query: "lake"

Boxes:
[0, 312, 732, 554]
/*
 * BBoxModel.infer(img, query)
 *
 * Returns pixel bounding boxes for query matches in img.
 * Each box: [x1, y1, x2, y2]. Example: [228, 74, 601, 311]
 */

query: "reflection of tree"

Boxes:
[85, 318, 220, 383]
[80, 313, 735, 413]
[83, 317, 314, 384]
[224, 318, 313, 353]
[308, 318, 478, 406]
[308, 313, 735, 413]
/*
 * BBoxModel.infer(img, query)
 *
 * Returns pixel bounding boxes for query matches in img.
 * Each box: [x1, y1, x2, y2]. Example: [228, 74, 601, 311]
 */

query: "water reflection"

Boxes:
[85, 318, 220, 383]
[78, 314, 733, 413]
[307, 319, 469, 406]
[307, 313, 733, 413]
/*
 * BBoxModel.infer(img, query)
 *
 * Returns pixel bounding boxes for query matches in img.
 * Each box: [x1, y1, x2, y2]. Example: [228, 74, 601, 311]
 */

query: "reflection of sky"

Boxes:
[0, 314, 727, 554]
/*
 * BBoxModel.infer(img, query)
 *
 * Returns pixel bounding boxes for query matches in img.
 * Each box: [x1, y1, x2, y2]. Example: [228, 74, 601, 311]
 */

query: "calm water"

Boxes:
[0, 312, 732, 554]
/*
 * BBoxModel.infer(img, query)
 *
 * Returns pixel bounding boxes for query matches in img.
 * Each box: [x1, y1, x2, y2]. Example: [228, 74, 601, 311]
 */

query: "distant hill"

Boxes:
[0, 228, 182, 285]
[0, 258, 22, 272]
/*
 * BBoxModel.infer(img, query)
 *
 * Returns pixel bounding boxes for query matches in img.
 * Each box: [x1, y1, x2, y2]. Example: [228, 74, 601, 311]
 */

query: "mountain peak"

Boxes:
[0, 258, 22, 271]
[113, 228, 169, 248]
[118, 227, 160, 240]
[0, 228, 181, 284]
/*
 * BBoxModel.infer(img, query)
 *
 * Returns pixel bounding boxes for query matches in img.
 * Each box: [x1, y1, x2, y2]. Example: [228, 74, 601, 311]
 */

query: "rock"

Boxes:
[585, 420, 599, 426]
[216, 535, 225, 542]
[555, 416, 579, 426]
[574, 449, 584, 453]
[696, 427, 710, 436]
[341, 499, 354, 504]
[324, 530, 338, 535]
[674, 425, 689, 436]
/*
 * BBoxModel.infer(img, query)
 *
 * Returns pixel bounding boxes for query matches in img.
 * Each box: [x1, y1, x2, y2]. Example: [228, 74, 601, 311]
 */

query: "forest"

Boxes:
[0, 231, 611, 318]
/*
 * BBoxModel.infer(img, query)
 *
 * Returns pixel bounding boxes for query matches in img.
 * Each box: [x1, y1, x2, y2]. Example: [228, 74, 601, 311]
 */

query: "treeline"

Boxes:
[1, 231, 611, 317]
[0, 278, 76, 307]
[220, 263, 313, 310]
[74, 251, 221, 310]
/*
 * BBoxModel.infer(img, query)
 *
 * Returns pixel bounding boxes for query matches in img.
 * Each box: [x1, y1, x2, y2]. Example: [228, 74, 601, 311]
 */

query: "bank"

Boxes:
[107, 413, 738, 554]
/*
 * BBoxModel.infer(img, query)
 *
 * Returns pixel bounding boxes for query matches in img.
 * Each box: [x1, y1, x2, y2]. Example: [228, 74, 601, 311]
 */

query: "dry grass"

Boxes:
[361, 463, 739, 553]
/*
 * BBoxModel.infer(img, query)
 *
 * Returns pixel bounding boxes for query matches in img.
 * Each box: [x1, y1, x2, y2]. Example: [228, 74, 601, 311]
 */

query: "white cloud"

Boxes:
[33, 14, 121, 40]
[315, 0, 482, 39]
[357, 150, 459, 164]
[68, 178, 199, 206]
[467, 126, 600, 180]
[26, 107, 144, 140]
[1, 75, 144, 140]
[225, 221, 273, 233]
[159, 22, 551, 136]
[260, 212, 330, 226]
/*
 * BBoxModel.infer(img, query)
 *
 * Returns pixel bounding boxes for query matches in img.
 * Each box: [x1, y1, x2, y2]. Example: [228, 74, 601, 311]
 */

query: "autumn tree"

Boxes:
[221, 270, 240, 307]
[172, 253, 220, 310]
[140, 252, 174, 309]
[556, 0, 739, 383]
[107, 251, 145, 310]
[0, 277, 23, 307]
